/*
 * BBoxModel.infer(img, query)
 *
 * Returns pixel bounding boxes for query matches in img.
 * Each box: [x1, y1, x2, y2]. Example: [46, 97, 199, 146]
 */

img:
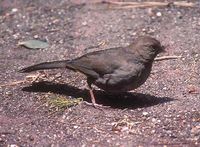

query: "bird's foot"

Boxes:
[82, 101, 110, 109]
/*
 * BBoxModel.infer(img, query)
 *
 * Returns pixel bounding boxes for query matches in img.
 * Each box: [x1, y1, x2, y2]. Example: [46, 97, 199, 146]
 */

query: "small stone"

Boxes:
[152, 118, 160, 124]
[194, 54, 199, 58]
[73, 125, 78, 129]
[122, 126, 129, 132]
[132, 32, 137, 36]
[177, 11, 182, 19]
[182, 57, 185, 61]
[5, 91, 12, 96]
[34, 35, 39, 39]
[156, 12, 162, 17]
[1, 134, 5, 137]
[82, 21, 87, 26]
[151, 130, 156, 134]
[163, 87, 167, 90]
[59, 39, 64, 44]
[13, 33, 20, 39]
[142, 112, 149, 116]
[152, 118, 157, 122]
[142, 28, 146, 32]
[107, 139, 111, 143]
[19, 129, 23, 132]
[11, 8, 18, 13]
[8, 144, 19, 147]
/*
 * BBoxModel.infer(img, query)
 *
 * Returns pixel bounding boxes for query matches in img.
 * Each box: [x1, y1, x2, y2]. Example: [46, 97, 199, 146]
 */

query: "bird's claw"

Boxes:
[82, 101, 110, 109]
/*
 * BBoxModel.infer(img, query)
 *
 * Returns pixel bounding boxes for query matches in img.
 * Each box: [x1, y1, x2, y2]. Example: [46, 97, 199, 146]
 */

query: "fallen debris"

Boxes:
[102, 1, 195, 9]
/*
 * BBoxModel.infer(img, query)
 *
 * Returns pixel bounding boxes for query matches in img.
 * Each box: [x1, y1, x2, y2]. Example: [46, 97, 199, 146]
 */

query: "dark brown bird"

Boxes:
[19, 36, 164, 107]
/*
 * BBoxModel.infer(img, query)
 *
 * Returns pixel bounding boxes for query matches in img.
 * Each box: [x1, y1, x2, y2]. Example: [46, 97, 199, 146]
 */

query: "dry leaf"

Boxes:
[18, 39, 49, 49]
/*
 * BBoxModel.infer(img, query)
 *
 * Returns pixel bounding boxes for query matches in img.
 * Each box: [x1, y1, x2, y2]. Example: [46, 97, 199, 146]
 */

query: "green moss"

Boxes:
[47, 96, 83, 110]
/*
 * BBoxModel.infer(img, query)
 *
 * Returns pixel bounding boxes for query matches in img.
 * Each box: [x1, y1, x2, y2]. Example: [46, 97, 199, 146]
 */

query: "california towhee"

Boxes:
[19, 36, 165, 107]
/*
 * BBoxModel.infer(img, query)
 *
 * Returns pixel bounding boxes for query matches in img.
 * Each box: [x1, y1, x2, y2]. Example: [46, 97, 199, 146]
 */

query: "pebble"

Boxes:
[151, 130, 156, 134]
[82, 21, 87, 26]
[59, 39, 64, 44]
[152, 118, 161, 123]
[142, 112, 149, 116]
[142, 28, 146, 32]
[73, 125, 78, 129]
[156, 12, 162, 17]
[13, 33, 20, 39]
[152, 118, 157, 122]
[163, 87, 167, 90]
[194, 54, 199, 58]
[8, 145, 19, 147]
[11, 8, 18, 13]
[5, 91, 12, 96]
[34, 35, 39, 39]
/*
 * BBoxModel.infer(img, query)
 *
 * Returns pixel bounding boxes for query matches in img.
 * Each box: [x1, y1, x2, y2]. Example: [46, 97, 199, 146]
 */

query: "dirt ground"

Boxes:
[0, 0, 199, 146]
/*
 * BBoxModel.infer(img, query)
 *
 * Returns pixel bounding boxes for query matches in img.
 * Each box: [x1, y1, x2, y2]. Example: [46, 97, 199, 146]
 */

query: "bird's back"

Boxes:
[69, 47, 139, 78]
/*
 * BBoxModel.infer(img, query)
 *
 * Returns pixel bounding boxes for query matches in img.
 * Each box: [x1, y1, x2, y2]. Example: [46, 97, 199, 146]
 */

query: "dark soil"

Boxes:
[0, 0, 199, 146]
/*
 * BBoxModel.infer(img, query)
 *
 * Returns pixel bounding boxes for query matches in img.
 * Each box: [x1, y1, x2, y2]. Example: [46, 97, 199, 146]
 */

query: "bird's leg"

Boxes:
[84, 78, 109, 108]
[86, 79, 97, 107]
[89, 87, 97, 105]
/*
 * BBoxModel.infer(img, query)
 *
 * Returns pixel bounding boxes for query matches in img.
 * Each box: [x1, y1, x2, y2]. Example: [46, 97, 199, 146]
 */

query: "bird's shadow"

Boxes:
[22, 81, 174, 109]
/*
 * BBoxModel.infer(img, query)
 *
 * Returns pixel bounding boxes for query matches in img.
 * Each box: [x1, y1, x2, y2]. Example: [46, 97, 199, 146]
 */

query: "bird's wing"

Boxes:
[68, 47, 129, 79]
[105, 62, 144, 85]
[96, 61, 146, 91]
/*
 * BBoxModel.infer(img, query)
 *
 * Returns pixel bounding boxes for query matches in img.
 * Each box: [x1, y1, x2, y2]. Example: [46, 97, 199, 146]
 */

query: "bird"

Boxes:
[19, 36, 165, 107]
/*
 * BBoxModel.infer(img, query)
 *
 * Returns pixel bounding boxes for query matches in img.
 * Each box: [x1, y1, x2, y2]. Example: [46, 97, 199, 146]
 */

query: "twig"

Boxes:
[26, 71, 50, 83]
[103, 1, 195, 8]
[174, 1, 195, 7]
[84, 41, 106, 51]
[27, 72, 41, 83]
[155, 55, 181, 61]
[0, 72, 44, 87]
[0, 80, 26, 87]
[50, 71, 65, 82]
[67, 74, 82, 85]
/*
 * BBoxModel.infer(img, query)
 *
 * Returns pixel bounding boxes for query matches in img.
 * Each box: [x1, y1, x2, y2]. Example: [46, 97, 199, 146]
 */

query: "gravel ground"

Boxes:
[0, 0, 199, 146]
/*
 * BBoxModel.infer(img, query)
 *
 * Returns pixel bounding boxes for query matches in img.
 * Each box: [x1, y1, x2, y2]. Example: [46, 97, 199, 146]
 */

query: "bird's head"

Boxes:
[130, 36, 165, 61]
[135, 36, 165, 54]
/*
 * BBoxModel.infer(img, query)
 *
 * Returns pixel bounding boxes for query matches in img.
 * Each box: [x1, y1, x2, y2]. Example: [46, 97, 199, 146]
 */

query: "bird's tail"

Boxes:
[19, 60, 72, 73]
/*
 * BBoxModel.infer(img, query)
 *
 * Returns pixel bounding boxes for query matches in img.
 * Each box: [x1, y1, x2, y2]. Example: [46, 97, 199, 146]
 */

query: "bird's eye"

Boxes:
[150, 45, 156, 50]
